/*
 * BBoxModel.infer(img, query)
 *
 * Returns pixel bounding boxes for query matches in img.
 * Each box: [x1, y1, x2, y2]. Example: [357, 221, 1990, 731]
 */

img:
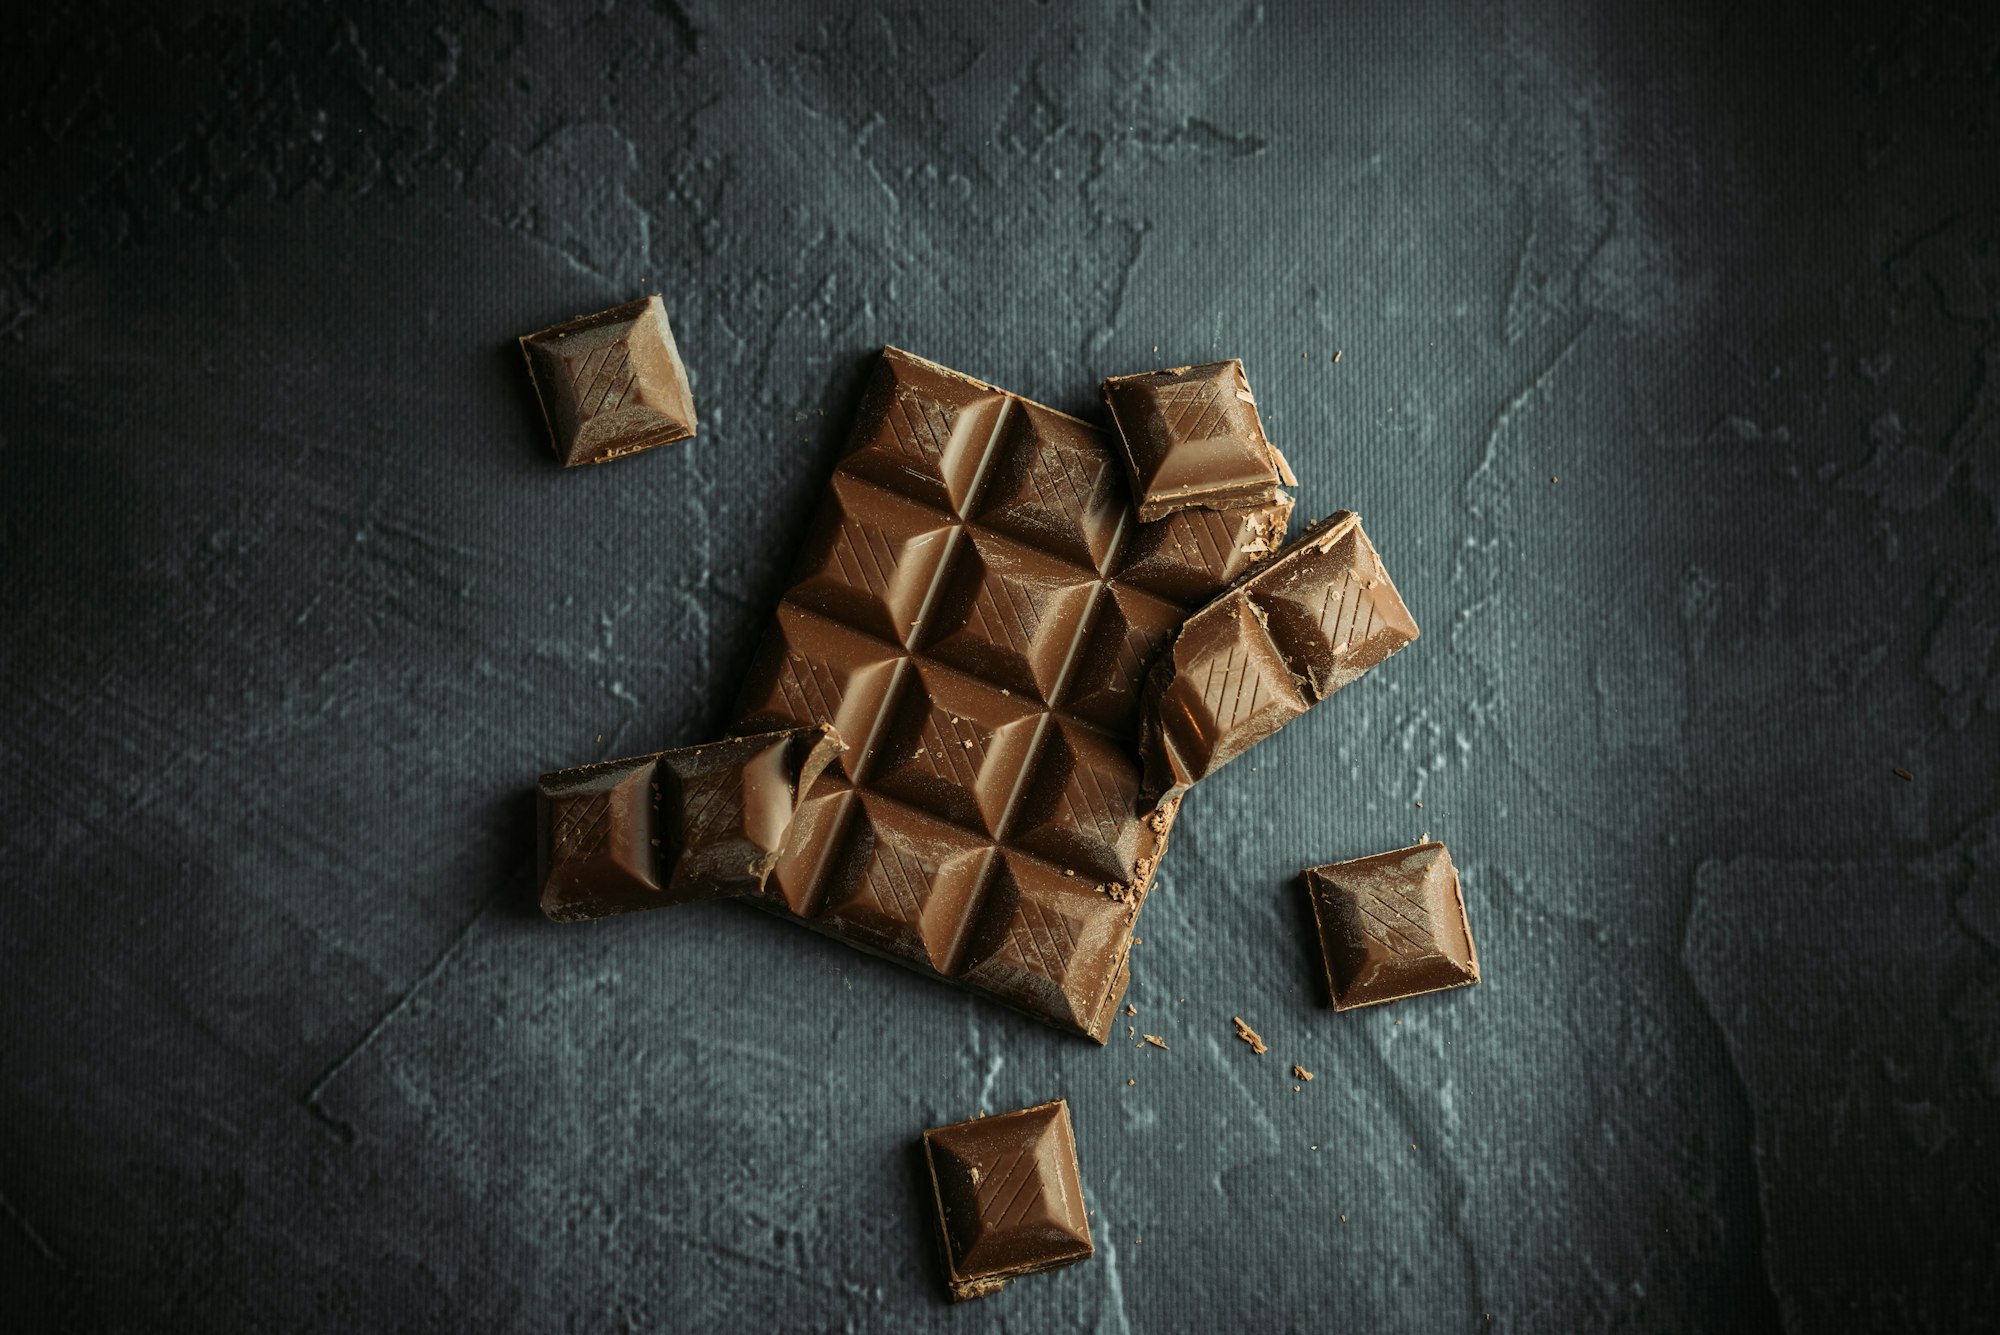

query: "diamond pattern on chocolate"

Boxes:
[713, 348, 1284, 1038]
[735, 604, 909, 781]
[870, 667, 1045, 835]
[918, 530, 1100, 703]
[1006, 721, 1150, 884]
[1149, 596, 1309, 785]
[536, 756, 662, 921]
[1303, 841, 1478, 1011]
[959, 854, 1135, 1035]
[519, 295, 697, 467]
[1102, 360, 1287, 520]
[784, 473, 960, 648]
[1115, 497, 1294, 605]
[969, 402, 1126, 573]
[923, 1099, 1093, 1301]
[815, 797, 999, 973]
[1246, 517, 1421, 698]
[759, 774, 859, 916]
[840, 349, 1008, 514]
[1057, 583, 1187, 731]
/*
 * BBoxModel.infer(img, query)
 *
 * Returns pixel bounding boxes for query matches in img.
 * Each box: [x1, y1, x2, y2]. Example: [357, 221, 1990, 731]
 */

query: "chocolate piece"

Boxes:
[1102, 360, 1296, 521]
[922, 1099, 1093, 1301]
[1303, 841, 1479, 1010]
[1139, 511, 1418, 802]
[722, 348, 1291, 1040]
[537, 725, 842, 921]
[519, 295, 697, 466]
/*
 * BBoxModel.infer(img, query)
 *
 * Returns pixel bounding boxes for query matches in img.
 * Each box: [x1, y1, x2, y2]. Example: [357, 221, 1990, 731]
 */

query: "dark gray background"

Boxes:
[4, 2, 1997, 1330]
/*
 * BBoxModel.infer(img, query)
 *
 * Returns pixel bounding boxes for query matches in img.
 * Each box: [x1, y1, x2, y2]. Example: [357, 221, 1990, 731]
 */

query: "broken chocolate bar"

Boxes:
[727, 347, 1293, 1040]
[1303, 841, 1479, 1009]
[519, 294, 697, 466]
[922, 1099, 1093, 1302]
[536, 725, 842, 921]
[1139, 510, 1417, 802]
[1101, 360, 1296, 521]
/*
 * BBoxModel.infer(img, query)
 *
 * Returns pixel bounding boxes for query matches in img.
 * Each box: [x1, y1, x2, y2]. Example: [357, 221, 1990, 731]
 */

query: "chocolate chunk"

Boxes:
[536, 725, 842, 921]
[1102, 360, 1296, 521]
[1302, 841, 1479, 1010]
[922, 1099, 1093, 1302]
[519, 295, 697, 466]
[1139, 511, 1418, 801]
[721, 348, 1287, 1040]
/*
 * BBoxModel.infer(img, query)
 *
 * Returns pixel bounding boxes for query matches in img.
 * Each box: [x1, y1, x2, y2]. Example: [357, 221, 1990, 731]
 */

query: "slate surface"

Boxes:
[3, 2, 1998, 1331]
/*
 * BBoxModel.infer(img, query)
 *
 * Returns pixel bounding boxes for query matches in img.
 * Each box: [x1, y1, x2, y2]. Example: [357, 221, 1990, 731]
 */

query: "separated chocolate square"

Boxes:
[1303, 841, 1479, 1009]
[1102, 359, 1295, 521]
[921, 1099, 1093, 1301]
[519, 294, 697, 466]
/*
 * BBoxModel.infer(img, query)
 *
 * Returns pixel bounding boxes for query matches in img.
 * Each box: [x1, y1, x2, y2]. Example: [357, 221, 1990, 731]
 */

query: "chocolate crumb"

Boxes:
[1292, 1065, 1314, 1082]
[1232, 1017, 1268, 1053]
[1893, 767, 1914, 781]
[1143, 1034, 1168, 1050]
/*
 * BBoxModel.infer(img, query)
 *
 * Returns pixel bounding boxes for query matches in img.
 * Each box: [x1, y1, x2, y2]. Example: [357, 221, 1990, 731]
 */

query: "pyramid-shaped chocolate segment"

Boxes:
[535, 725, 842, 921]
[922, 1099, 1093, 1302]
[1139, 511, 1418, 802]
[1304, 842, 1479, 1010]
[519, 295, 697, 466]
[1246, 514, 1420, 699]
[537, 755, 665, 921]
[713, 348, 1291, 1040]
[1102, 360, 1295, 521]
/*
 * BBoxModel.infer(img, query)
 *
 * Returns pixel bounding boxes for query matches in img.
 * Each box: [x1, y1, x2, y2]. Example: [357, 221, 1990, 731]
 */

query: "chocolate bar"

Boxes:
[921, 1099, 1093, 1301]
[519, 295, 697, 466]
[536, 725, 843, 921]
[1139, 510, 1418, 802]
[1303, 841, 1479, 1009]
[729, 347, 1293, 1040]
[1101, 360, 1295, 521]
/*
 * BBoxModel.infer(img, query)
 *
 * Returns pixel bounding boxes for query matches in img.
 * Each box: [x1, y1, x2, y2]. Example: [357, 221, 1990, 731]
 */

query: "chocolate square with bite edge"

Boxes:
[921, 1099, 1093, 1302]
[1102, 359, 1294, 521]
[535, 725, 842, 922]
[1303, 841, 1479, 1010]
[519, 294, 697, 466]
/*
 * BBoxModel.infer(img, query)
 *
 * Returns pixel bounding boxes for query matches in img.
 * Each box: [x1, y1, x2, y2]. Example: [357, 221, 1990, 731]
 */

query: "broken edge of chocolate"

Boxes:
[922, 1098, 1093, 1302]
[536, 724, 843, 921]
[1302, 840, 1479, 1010]
[519, 294, 698, 466]
[1138, 511, 1419, 803]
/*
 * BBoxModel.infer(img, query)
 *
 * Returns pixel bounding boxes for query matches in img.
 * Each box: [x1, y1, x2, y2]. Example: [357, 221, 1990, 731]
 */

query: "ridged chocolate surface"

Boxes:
[734, 347, 1292, 1039]
[1303, 841, 1479, 1010]
[922, 1099, 1093, 1301]
[1140, 511, 1419, 801]
[519, 294, 698, 466]
[536, 725, 843, 921]
[1101, 360, 1294, 521]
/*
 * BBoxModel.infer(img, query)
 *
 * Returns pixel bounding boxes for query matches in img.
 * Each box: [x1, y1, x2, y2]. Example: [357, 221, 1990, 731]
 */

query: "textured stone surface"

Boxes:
[2, 2, 1997, 1330]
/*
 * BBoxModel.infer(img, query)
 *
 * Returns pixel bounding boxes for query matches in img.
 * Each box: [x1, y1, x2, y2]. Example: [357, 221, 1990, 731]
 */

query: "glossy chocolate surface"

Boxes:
[922, 1099, 1093, 1301]
[1101, 360, 1295, 521]
[731, 347, 1292, 1039]
[1140, 510, 1419, 801]
[519, 294, 697, 466]
[1303, 841, 1479, 1010]
[537, 725, 842, 921]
